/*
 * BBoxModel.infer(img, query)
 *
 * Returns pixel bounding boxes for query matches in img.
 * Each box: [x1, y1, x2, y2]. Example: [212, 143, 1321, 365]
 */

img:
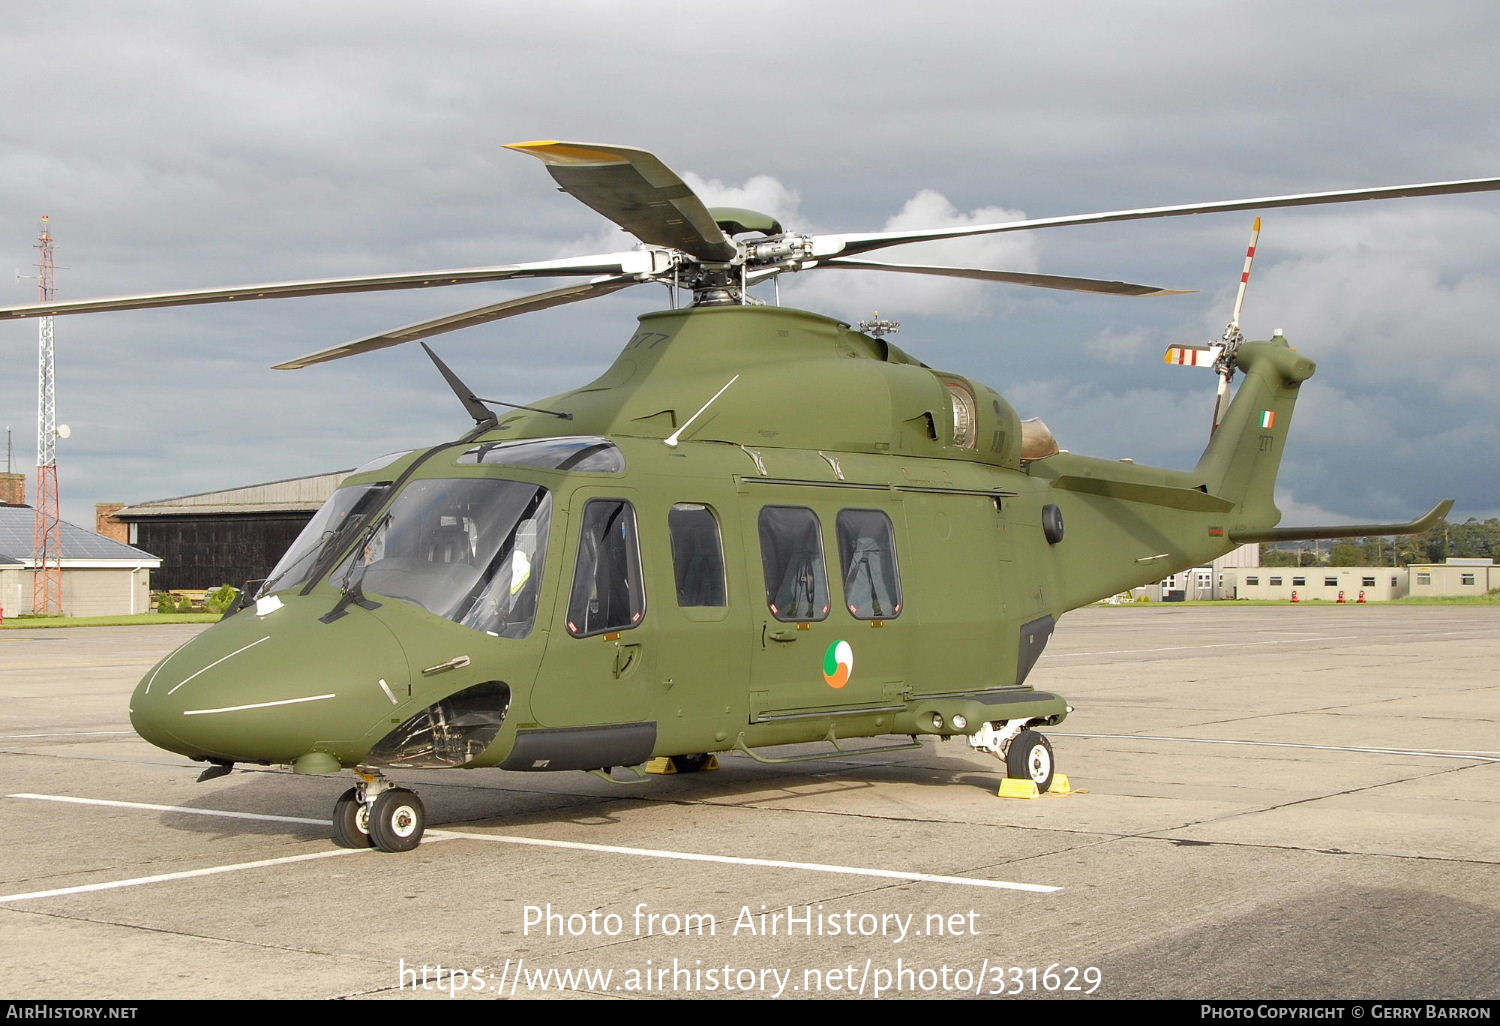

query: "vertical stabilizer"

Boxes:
[1193, 334, 1316, 530]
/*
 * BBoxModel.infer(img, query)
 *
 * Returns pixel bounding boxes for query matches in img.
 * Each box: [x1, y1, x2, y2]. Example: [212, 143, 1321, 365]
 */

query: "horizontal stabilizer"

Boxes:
[1231, 500, 1453, 543]
[1051, 475, 1234, 512]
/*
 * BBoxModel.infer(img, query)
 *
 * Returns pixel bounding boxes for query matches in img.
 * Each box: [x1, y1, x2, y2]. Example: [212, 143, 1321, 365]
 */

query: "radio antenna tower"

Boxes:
[32, 216, 63, 616]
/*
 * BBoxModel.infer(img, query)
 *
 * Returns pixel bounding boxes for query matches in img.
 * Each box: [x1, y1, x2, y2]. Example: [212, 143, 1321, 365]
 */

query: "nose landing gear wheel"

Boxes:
[332, 786, 373, 849]
[369, 787, 426, 852]
[669, 753, 713, 773]
[1006, 730, 1054, 793]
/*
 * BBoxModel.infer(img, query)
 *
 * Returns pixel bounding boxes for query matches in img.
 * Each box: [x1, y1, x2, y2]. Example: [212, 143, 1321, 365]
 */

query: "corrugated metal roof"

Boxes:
[117, 470, 351, 518]
[0, 505, 160, 561]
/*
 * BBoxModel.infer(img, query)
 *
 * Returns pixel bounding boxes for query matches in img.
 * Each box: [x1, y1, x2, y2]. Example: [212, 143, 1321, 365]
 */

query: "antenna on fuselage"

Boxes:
[421, 343, 499, 430]
[420, 343, 573, 430]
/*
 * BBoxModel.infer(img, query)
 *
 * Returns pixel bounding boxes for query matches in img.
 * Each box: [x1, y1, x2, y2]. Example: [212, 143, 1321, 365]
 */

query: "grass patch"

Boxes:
[1, 612, 222, 629]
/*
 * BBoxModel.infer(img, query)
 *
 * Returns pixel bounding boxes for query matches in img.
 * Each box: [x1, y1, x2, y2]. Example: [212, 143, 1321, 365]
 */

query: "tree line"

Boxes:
[1262, 517, 1500, 568]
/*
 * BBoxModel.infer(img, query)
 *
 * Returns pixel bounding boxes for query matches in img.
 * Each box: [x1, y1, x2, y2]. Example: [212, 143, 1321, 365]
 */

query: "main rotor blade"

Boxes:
[817, 178, 1500, 260]
[272, 276, 641, 370]
[0, 252, 655, 320]
[819, 257, 1192, 297]
[507, 140, 737, 263]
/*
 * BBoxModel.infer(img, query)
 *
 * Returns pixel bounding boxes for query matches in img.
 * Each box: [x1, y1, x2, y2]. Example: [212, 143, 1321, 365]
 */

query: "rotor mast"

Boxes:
[32, 217, 63, 616]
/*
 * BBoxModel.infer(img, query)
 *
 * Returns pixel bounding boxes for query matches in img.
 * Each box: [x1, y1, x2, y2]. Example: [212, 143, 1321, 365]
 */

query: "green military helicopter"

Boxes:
[5, 143, 1494, 852]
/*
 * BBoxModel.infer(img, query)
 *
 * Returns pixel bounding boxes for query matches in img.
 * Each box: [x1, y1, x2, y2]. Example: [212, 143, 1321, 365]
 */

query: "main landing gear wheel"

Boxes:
[669, 753, 712, 773]
[332, 786, 373, 849]
[368, 787, 426, 852]
[1007, 730, 1054, 793]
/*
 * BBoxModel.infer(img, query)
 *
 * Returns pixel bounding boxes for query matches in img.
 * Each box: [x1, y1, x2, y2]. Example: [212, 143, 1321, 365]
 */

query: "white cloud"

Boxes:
[1086, 328, 1160, 364]
[680, 172, 804, 231]
[1271, 490, 1364, 528]
[782, 191, 1042, 320]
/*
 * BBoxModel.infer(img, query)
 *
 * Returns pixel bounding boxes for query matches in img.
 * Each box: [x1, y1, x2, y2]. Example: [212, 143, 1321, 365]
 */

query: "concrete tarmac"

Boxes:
[1, 605, 1495, 1000]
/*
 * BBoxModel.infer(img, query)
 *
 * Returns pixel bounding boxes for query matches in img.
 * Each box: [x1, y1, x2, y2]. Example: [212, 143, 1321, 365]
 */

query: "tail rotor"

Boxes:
[1163, 217, 1262, 435]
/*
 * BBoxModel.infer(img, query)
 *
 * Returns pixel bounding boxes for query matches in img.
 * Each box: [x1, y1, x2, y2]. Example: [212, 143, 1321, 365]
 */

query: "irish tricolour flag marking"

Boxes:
[1259, 410, 1277, 429]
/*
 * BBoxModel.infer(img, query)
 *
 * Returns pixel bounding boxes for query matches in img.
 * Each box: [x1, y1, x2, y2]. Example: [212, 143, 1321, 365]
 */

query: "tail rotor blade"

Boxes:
[1230, 217, 1261, 330]
[1210, 373, 1232, 434]
[1164, 344, 1216, 366]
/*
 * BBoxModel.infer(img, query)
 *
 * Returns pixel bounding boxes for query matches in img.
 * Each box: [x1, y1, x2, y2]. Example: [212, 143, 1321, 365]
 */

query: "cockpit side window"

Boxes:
[459, 492, 553, 638]
[566, 499, 646, 637]
[758, 506, 830, 622]
[836, 509, 903, 619]
[668, 503, 727, 607]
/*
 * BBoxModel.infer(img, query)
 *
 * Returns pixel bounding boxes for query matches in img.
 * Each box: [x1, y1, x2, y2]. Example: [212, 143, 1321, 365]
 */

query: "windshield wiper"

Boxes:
[320, 515, 389, 623]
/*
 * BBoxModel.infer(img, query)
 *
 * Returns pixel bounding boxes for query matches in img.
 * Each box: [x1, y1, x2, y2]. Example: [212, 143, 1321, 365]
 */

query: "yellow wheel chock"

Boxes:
[997, 773, 1077, 799]
[645, 754, 722, 775]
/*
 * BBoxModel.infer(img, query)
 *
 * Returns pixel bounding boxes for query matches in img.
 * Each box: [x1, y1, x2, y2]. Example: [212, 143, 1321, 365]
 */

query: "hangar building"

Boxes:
[104, 470, 349, 592]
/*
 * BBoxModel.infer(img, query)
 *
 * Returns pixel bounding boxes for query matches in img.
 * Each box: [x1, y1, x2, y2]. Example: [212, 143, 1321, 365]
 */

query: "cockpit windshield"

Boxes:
[258, 482, 390, 599]
[335, 477, 553, 638]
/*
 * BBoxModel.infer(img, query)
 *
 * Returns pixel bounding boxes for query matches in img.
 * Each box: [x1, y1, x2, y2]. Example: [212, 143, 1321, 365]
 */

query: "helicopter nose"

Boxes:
[130, 599, 409, 767]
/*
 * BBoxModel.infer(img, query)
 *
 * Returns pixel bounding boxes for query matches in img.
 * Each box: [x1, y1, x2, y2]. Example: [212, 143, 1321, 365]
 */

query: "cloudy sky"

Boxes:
[1, 0, 1495, 532]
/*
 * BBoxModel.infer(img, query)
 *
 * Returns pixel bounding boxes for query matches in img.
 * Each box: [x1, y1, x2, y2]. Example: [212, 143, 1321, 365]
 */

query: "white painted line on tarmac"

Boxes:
[1052, 635, 1363, 658]
[0, 845, 366, 904]
[1049, 733, 1500, 762]
[1053, 628, 1495, 660]
[5, 793, 1060, 896]
[0, 794, 464, 905]
[0, 730, 135, 739]
[8, 792, 329, 824]
[422, 829, 1061, 893]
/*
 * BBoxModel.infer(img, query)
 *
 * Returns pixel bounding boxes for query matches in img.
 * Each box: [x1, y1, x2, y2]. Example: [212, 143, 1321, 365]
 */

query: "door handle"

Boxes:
[768, 630, 799, 643]
[613, 643, 641, 678]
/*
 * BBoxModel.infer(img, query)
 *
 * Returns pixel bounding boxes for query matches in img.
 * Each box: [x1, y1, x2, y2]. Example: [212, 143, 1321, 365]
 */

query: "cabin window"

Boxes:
[1245, 576, 1259, 586]
[668, 503, 727, 607]
[1361, 577, 1376, 588]
[1269, 577, 1283, 587]
[836, 509, 903, 619]
[758, 506, 830, 622]
[1416, 572, 1431, 585]
[1292, 576, 1306, 587]
[1325, 577, 1338, 587]
[333, 477, 553, 637]
[566, 499, 646, 637]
